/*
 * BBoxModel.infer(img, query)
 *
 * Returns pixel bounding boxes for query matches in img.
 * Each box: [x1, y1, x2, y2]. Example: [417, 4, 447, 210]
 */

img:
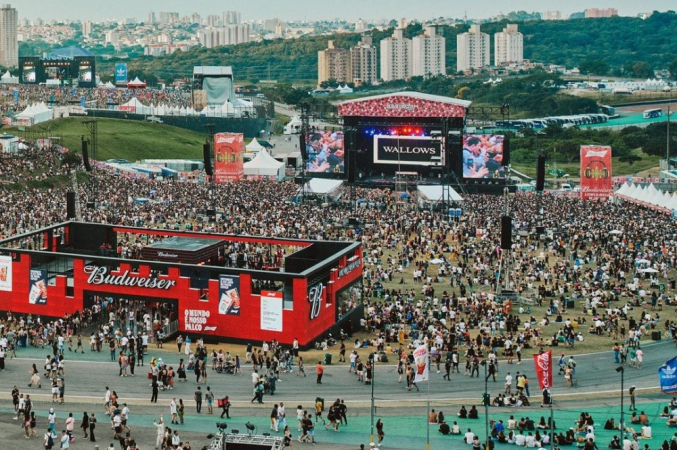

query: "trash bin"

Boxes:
[652, 331, 661, 341]
[315, 397, 324, 411]
[566, 299, 575, 309]
[671, 280, 676, 290]
[324, 353, 332, 365]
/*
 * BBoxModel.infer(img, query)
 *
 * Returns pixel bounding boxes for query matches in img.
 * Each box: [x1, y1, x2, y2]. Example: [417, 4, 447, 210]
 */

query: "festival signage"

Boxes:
[213, 133, 244, 183]
[580, 145, 612, 201]
[0, 255, 12, 291]
[260, 290, 283, 332]
[28, 269, 48, 305]
[114, 63, 128, 86]
[413, 345, 429, 383]
[659, 357, 677, 394]
[338, 258, 361, 278]
[373, 136, 442, 166]
[308, 283, 323, 320]
[184, 309, 215, 332]
[218, 275, 241, 315]
[84, 265, 176, 290]
[533, 350, 553, 390]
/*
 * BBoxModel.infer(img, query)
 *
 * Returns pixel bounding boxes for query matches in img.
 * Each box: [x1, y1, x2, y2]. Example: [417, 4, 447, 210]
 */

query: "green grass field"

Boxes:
[6, 117, 208, 162]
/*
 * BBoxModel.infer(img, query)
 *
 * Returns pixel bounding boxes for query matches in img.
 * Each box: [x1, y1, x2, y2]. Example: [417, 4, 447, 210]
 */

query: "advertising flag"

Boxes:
[29, 269, 48, 305]
[413, 344, 429, 383]
[580, 145, 612, 201]
[659, 357, 677, 394]
[533, 350, 553, 390]
[218, 275, 241, 316]
[213, 133, 244, 183]
[115, 63, 128, 85]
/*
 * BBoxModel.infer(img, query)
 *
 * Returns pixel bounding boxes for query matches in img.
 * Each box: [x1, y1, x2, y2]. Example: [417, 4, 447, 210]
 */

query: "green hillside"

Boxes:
[7, 118, 206, 162]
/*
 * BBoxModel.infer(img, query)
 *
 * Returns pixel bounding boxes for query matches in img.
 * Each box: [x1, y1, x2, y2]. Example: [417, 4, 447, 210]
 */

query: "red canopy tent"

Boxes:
[127, 77, 146, 88]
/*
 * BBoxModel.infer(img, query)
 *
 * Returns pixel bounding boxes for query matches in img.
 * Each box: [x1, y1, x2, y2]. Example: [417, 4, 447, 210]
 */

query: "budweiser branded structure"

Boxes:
[213, 133, 245, 183]
[0, 222, 363, 346]
[580, 145, 613, 201]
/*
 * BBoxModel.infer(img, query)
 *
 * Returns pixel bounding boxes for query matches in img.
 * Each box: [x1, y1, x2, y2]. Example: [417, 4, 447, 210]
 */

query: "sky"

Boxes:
[16, 0, 676, 23]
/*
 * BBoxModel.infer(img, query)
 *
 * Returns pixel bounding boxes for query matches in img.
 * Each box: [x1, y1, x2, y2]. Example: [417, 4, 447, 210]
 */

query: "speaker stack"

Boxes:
[536, 154, 545, 192]
[203, 143, 213, 176]
[501, 216, 512, 250]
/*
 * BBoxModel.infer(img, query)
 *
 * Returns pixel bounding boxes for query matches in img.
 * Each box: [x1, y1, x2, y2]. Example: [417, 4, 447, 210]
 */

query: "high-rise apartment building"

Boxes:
[350, 36, 377, 86]
[318, 40, 352, 86]
[147, 12, 156, 24]
[199, 24, 250, 48]
[494, 24, 523, 66]
[206, 15, 220, 27]
[82, 20, 92, 38]
[412, 25, 445, 78]
[380, 28, 412, 82]
[541, 10, 563, 20]
[0, 3, 18, 67]
[159, 11, 179, 24]
[223, 11, 241, 25]
[456, 24, 490, 73]
[190, 13, 201, 25]
[355, 19, 367, 33]
[584, 8, 618, 18]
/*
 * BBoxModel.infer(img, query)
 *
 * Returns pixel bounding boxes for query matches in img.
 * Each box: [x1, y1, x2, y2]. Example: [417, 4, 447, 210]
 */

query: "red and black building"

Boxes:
[0, 222, 363, 347]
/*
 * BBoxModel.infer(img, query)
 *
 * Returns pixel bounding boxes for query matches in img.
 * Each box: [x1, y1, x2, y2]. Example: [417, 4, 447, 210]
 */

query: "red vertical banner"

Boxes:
[533, 350, 552, 390]
[213, 133, 244, 183]
[580, 145, 612, 201]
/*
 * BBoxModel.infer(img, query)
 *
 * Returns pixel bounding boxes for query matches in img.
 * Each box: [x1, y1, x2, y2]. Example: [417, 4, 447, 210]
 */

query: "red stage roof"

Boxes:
[338, 92, 470, 118]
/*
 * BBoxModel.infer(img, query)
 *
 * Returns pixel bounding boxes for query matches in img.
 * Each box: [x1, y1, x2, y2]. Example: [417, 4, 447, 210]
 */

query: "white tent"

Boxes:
[243, 149, 285, 180]
[16, 102, 53, 125]
[283, 116, 302, 135]
[301, 178, 344, 195]
[0, 70, 18, 84]
[246, 138, 265, 153]
[118, 97, 149, 114]
[104, 81, 115, 89]
[417, 185, 464, 203]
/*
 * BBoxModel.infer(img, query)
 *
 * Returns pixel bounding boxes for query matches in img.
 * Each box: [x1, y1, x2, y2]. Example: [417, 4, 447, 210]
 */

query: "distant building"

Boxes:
[380, 28, 412, 82]
[398, 18, 408, 29]
[350, 36, 377, 86]
[206, 15, 220, 27]
[494, 24, 523, 66]
[199, 24, 250, 48]
[159, 11, 179, 24]
[318, 40, 351, 86]
[190, 13, 201, 25]
[456, 24, 490, 73]
[584, 8, 618, 18]
[263, 18, 280, 32]
[105, 30, 119, 48]
[223, 11, 241, 25]
[355, 19, 367, 33]
[82, 20, 92, 38]
[412, 25, 445, 78]
[147, 11, 156, 24]
[542, 10, 563, 20]
[0, 3, 18, 68]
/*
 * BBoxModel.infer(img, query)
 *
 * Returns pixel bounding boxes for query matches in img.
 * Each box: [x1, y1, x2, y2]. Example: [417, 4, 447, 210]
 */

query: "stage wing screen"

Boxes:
[462, 134, 507, 179]
[305, 130, 345, 174]
[373, 135, 443, 166]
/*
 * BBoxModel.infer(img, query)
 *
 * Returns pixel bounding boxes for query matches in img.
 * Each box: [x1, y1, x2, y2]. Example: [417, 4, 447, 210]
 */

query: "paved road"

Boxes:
[1, 340, 674, 450]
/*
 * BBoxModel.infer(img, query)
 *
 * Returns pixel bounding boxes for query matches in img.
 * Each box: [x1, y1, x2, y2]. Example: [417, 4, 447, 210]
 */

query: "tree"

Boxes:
[631, 61, 654, 79]
[579, 59, 609, 76]
[60, 150, 82, 171]
[669, 58, 677, 79]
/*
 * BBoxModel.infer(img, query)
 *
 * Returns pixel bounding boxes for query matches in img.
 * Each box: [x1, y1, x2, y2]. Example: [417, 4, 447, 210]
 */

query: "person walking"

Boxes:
[220, 396, 231, 419]
[151, 378, 159, 403]
[80, 412, 89, 439]
[636, 348, 644, 369]
[177, 399, 185, 425]
[316, 361, 324, 384]
[297, 357, 306, 377]
[194, 386, 203, 414]
[629, 386, 637, 411]
[271, 404, 279, 432]
[88, 413, 96, 442]
[170, 399, 178, 424]
[376, 419, 385, 444]
[205, 386, 214, 414]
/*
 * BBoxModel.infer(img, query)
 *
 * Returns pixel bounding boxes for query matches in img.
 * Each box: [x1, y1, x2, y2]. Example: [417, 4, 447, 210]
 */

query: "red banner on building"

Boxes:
[580, 145, 612, 201]
[533, 350, 552, 390]
[214, 133, 244, 183]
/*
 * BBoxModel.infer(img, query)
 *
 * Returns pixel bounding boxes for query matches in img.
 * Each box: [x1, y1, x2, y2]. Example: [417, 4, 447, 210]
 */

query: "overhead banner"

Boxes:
[28, 269, 48, 305]
[659, 357, 677, 394]
[413, 344, 429, 383]
[214, 133, 244, 183]
[218, 275, 240, 315]
[114, 63, 128, 86]
[0, 255, 12, 291]
[373, 136, 442, 166]
[261, 291, 283, 332]
[533, 350, 553, 390]
[580, 145, 612, 201]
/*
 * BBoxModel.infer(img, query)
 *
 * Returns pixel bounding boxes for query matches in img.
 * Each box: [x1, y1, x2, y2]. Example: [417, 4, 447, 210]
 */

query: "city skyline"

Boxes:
[16, 0, 676, 22]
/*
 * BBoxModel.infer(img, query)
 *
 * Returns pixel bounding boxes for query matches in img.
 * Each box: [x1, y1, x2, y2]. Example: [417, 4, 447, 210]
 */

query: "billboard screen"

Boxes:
[213, 133, 244, 183]
[373, 135, 443, 166]
[305, 130, 345, 174]
[78, 63, 92, 83]
[114, 63, 128, 85]
[580, 145, 612, 201]
[21, 63, 37, 83]
[463, 134, 507, 179]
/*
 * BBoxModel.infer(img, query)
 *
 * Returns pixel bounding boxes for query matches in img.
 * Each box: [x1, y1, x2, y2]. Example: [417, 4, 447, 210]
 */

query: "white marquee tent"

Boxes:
[417, 185, 464, 204]
[615, 182, 675, 212]
[118, 97, 150, 114]
[243, 149, 285, 180]
[246, 138, 265, 153]
[16, 102, 53, 126]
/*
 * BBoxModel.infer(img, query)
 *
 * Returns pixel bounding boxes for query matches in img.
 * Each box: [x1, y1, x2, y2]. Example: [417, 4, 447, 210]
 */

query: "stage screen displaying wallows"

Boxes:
[305, 129, 345, 174]
[462, 134, 508, 179]
[373, 135, 443, 166]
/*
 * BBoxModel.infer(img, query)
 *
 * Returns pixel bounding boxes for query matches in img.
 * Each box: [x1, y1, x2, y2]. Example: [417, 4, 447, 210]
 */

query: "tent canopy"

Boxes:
[302, 178, 343, 195]
[246, 138, 265, 152]
[243, 149, 285, 179]
[417, 185, 464, 202]
[127, 77, 146, 88]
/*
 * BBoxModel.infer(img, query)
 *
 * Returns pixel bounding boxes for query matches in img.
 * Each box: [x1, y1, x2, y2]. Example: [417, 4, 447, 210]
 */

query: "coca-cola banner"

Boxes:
[580, 145, 612, 201]
[413, 344, 429, 383]
[373, 136, 442, 166]
[533, 350, 553, 390]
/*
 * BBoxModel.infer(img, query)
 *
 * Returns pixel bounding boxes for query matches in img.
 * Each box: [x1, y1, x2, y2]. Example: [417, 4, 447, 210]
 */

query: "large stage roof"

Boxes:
[338, 91, 471, 118]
